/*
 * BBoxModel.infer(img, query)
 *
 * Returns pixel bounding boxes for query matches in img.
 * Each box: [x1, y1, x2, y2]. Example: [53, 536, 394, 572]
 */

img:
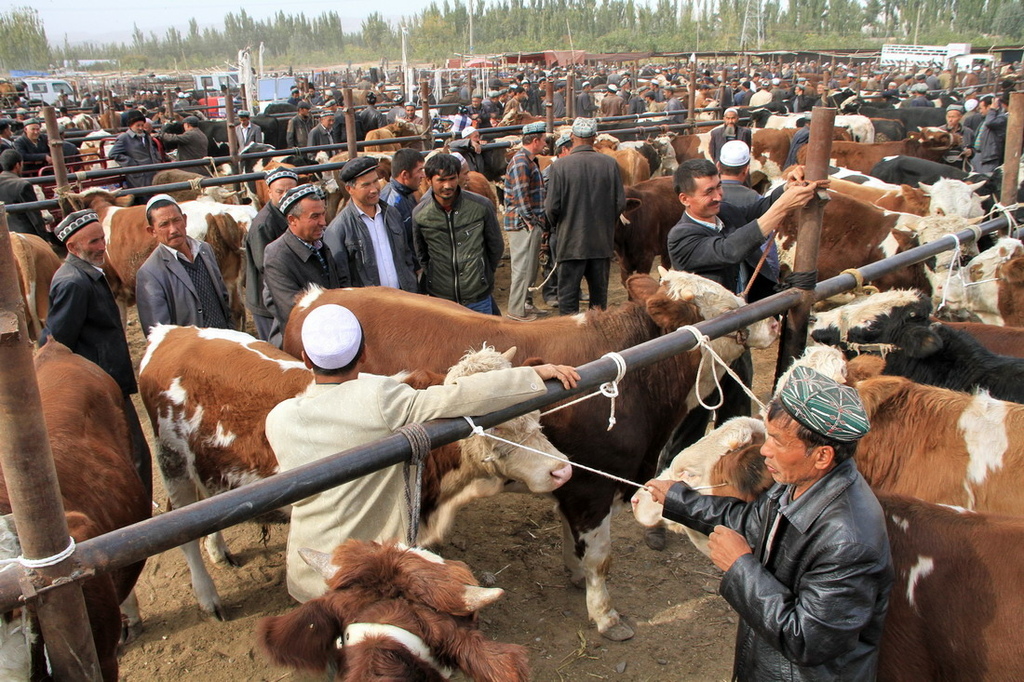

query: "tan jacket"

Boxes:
[266, 367, 547, 602]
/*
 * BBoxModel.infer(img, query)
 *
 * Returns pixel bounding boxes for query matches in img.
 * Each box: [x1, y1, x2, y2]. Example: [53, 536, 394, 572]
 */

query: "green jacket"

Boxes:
[412, 189, 504, 305]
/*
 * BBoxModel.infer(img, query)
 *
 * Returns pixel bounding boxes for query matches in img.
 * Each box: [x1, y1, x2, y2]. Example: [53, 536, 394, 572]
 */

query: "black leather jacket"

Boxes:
[664, 458, 892, 681]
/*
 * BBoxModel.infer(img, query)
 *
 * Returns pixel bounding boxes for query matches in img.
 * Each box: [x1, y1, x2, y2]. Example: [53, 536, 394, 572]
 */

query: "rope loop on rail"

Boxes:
[189, 178, 203, 193]
[779, 270, 818, 291]
[937, 232, 964, 312]
[678, 325, 767, 414]
[0, 538, 77, 571]
[838, 268, 879, 296]
[539, 351, 627, 430]
[986, 202, 1019, 235]
[397, 423, 431, 547]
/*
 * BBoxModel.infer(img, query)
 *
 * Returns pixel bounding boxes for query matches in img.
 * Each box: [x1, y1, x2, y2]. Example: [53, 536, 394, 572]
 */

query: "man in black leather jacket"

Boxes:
[646, 367, 892, 681]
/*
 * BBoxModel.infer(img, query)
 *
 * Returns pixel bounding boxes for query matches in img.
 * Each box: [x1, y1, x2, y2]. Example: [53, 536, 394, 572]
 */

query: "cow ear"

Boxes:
[810, 326, 841, 347]
[115, 195, 134, 207]
[300, 548, 341, 581]
[623, 197, 642, 216]
[257, 597, 345, 672]
[625, 274, 660, 304]
[645, 291, 693, 332]
[461, 585, 505, 611]
[1000, 258, 1024, 285]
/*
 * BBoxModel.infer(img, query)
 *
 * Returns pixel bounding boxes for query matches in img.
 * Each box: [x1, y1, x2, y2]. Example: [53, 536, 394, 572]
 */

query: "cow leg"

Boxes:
[156, 443, 227, 620]
[204, 531, 240, 567]
[120, 589, 142, 643]
[559, 497, 635, 641]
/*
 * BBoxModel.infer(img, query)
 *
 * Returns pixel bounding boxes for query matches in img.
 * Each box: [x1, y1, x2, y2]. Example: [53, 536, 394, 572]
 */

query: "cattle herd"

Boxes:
[2, 56, 1024, 681]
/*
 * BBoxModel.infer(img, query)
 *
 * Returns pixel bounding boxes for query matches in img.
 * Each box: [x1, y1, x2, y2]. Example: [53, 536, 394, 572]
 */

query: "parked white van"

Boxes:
[23, 78, 75, 106]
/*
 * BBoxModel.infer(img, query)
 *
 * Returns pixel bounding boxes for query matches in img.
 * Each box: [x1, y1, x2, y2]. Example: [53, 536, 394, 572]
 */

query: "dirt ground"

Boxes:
[117, 257, 780, 681]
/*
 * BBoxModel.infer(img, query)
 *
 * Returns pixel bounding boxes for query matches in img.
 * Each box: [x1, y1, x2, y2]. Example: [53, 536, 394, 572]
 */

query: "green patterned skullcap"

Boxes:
[778, 366, 870, 442]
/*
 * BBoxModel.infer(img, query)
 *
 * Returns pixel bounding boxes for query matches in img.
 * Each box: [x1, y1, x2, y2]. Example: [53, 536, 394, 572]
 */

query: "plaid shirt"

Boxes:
[502, 147, 546, 231]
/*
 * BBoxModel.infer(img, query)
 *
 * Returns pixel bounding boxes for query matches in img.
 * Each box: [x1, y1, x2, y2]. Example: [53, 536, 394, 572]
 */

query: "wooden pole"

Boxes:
[223, 87, 240, 176]
[420, 80, 432, 149]
[545, 79, 555, 133]
[566, 72, 575, 119]
[774, 106, 836, 383]
[1000, 91, 1024, 208]
[164, 90, 174, 122]
[687, 66, 697, 121]
[41, 107, 73, 217]
[0, 210, 103, 681]
[343, 88, 359, 161]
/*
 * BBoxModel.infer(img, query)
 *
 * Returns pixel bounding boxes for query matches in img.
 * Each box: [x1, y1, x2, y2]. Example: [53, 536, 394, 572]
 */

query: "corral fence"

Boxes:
[0, 96, 1021, 680]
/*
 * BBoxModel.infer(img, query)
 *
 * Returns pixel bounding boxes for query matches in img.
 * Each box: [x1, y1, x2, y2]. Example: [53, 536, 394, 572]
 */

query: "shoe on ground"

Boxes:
[580, 292, 590, 302]
[506, 312, 538, 322]
[544, 298, 559, 307]
[525, 302, 537, 312]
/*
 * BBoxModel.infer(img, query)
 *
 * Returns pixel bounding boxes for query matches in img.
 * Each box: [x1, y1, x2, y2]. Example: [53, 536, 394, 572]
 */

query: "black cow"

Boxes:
[859, 105, 946, 132]
[811, 290, 1024, 404]
[869, 118, 906, 142]
[869, 156, 1004, 210]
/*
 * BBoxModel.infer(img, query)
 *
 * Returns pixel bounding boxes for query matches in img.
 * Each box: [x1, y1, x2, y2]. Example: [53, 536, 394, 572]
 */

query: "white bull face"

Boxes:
[631, 417, 767, 557]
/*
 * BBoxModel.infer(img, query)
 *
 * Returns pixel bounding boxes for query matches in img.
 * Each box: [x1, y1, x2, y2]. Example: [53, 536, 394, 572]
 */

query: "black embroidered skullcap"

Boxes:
[265, 167, 299, 186]
[55, 210, 99, 243]
[279, 183, 324, 216]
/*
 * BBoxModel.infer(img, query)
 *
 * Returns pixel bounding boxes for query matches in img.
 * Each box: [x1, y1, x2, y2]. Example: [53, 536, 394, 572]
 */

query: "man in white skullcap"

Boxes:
[716, 141, 760, 211]
[266, 303, 580, 602]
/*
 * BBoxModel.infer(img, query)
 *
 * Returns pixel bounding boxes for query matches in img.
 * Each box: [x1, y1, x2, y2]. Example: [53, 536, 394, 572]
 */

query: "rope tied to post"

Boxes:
[204, 156, 218, 177]
[539, 351, 627, 430]
[937, 232, 966, 312]
[838, 268, 879, 296]
[189, 177, 204, 194]
[678, 325, 767, 414]
[0, 538, 76, 571]
[779, 270, 818, 291]
[396, 423, 431, 547]
[986, 202, 1020, 234]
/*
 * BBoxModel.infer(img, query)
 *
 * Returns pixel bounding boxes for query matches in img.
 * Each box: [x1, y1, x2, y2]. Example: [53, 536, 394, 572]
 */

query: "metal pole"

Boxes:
[420, 80, 432, 149]
[343, 89, 359, 161]
[223, 87, 240, 176]
[545, 79, 555, 133]
[41, 107, 73, 217]
[1000, 91, 1024, 208]
[774, 106, 836, 383]
[0, 210, 102, 680]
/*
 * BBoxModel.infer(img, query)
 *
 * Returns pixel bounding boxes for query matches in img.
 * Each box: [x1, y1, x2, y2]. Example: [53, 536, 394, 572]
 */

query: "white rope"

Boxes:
[937, 232, 964, 312]
[0, 538, 76, 571]
[986, 202, 1019, 234]
[962, 276, 1000, 287]
[678, 326, 767, 414]
[462, 417, 649, 489]
[540, 351, 627, 430]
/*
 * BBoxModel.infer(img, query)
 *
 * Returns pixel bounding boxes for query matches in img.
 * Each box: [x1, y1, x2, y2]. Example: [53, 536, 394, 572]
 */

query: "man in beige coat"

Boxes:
[266, 304, 579, 602]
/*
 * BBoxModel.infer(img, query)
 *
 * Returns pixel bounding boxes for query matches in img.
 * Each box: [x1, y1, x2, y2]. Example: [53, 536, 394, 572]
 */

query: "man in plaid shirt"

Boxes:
[503, 121, 548, 321]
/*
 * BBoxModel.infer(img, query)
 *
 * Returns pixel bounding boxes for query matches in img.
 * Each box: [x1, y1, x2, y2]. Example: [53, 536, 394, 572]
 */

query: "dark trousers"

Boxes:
[253, 313, 275, 342]
[557, 258, 609, 315]
[123, 395, 153, 499]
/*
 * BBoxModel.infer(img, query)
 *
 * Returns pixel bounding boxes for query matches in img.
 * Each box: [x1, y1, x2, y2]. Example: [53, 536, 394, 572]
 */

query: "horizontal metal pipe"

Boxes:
[0, 211, 1009, 611]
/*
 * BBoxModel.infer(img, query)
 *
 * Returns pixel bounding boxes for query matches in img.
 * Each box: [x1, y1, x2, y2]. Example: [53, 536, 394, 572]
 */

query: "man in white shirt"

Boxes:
[323, 157, 419, 291]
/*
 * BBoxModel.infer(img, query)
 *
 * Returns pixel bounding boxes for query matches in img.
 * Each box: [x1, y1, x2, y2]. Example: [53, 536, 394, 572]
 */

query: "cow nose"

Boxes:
[551, 463, 572, 487]
[769, 317, 781, 337]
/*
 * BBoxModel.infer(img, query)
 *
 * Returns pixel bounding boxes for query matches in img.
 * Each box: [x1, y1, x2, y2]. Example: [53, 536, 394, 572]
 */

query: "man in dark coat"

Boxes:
[262, 184, 345, 347]
[324, 157, 418, 292]
[135, 194, 232, 337]
[0, 149, 54, 245]
[42, 209, 152, 496]
[245, 168, 297, 341]
[544, 117, 625, 315]
[12, 118, 51, 175]
[708, 108, 753, 165]
[156, 116, 211, 176]
[646, 367, 892, 681]
[107, 109, 162, 193]
[286, 101, 315, 148]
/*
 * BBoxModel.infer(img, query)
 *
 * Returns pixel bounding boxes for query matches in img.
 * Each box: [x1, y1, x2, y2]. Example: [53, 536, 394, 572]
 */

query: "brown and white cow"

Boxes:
[829, 177, 931, 215]
[139, 328, 571, 619]
[66, 189, 252, 325]
[630, 412, 1024, 682]
[933, 237, 1023, 325]
[258, 540, 529, 681]
[10, 232, 62, 340]
[0, 341, 150, 681]
[799, 128, 955, 174]
[281, 270, 780, 640]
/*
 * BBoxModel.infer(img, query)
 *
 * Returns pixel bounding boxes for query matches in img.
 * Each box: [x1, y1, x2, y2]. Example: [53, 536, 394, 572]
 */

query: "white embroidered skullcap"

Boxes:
[719, 140, 751, 167]
[301, 304, 363, 370]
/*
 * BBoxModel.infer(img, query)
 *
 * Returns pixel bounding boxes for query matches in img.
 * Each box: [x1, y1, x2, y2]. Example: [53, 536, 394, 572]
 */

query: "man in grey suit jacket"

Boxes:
[136, 194, 233, 337]
[235, 111, 263, 148]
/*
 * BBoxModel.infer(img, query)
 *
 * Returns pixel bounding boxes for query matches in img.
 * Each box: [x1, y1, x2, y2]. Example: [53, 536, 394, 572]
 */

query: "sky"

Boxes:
[34, 0, 415, 45]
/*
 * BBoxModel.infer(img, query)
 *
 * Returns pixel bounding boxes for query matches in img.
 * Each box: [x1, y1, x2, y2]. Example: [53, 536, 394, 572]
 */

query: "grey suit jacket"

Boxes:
[263, 230, 344, 339]
[136, 239, 232, 336]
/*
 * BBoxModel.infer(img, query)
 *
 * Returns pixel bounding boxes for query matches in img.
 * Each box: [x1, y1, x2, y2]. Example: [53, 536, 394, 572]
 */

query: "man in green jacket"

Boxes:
[412, 153, 504, 314]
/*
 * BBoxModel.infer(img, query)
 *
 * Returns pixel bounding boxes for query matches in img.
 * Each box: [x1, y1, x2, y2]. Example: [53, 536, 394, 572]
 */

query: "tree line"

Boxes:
[2, 1, 1023, 73]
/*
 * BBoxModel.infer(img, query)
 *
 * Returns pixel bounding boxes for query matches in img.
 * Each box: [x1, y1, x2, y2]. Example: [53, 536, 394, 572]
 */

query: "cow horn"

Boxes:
[976, 194, 990, 202]
[967, 215, 985, 225]
[967, 180, 987, 192]
[461, 585, 505, 611]
[619, 213, 631, 225]
[299, 548, 340, 580]
[501, 346, 517, 362]
[919, 182, 933, 194]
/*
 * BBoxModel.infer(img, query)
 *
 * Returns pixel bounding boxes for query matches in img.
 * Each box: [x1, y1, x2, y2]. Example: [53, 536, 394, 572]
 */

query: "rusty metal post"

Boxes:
[164, 90, 174, 122]
[950, 62, 958, 92]
[41, 107, 73, 217]
[566, 73, 575, 118]
[545, 79, 555, 133]
[0, 209, 103, 681]
[774, 106, 836, 383]
[223, 87, 240, 176]
[687, 65, 697, 120]
[1001, 91, 1024, 208]
[343, 89, 359, 161]
[419, 80, 433, 149]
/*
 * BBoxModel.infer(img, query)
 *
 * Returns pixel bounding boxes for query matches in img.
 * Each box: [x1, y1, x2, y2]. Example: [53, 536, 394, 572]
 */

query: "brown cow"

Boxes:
[11, 232, 62, 340]
[997, 256, 1024, 327]
[364, 127, 401, 153]
[258, 540, 529, 681]
[599, 146, 651, 186]
[150, 168, 241, 203]
[631, 414, 1024, 682]
[616, 176, 679, 283]
[281, 270, 780, 640]
[829, 177, 930, 215]
[940, 321, 1024, 357]
[0, 341, 150, 681]
[800, 128, 955, 174]
[139, 329, 570, 619]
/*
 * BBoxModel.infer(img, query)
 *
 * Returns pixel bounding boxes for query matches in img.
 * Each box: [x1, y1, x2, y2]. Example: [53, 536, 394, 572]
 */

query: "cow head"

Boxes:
[258, 541, 529, 681]
[66, 188, 133, 214]
[920, 178, 986, 219]
[810, 289, 941, 358]
[917, 127, 955, 151]
[444, 346, 571, 495]
[630, 417, 770, 556]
